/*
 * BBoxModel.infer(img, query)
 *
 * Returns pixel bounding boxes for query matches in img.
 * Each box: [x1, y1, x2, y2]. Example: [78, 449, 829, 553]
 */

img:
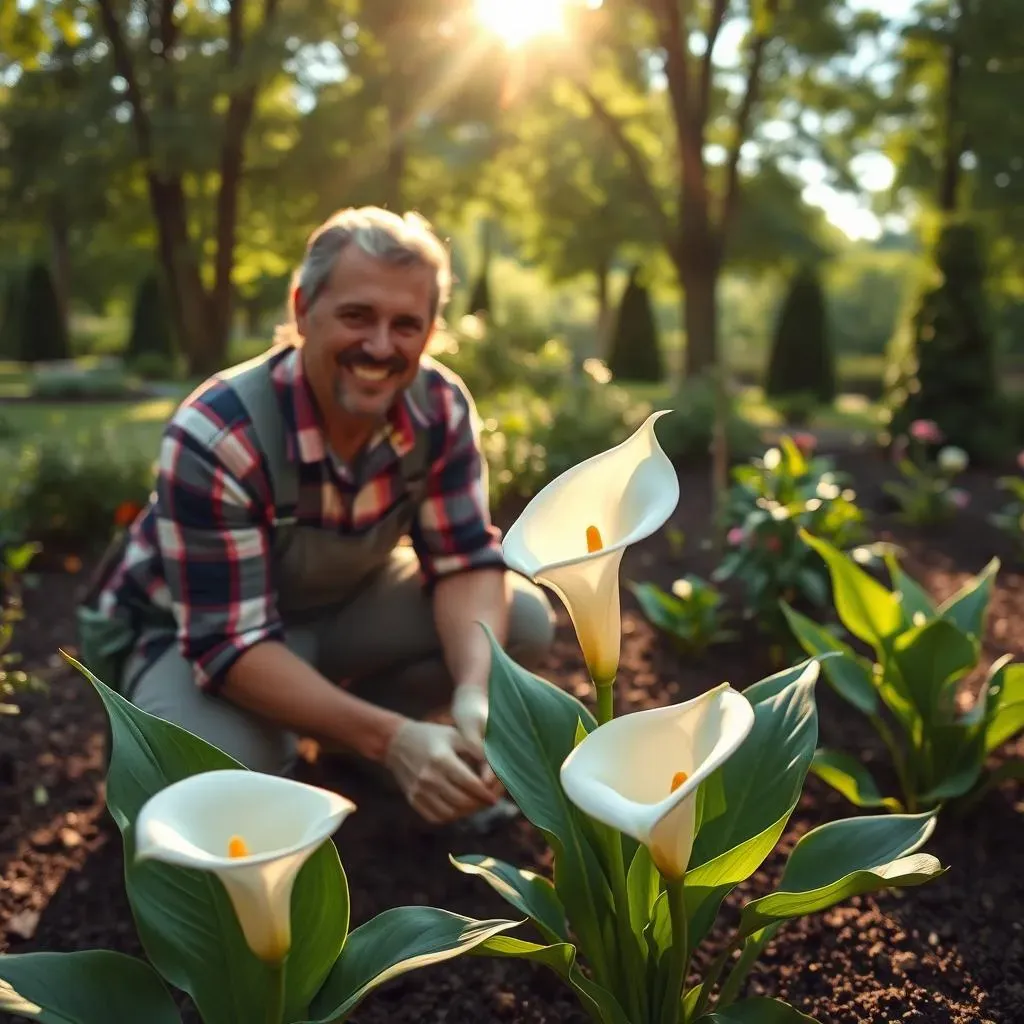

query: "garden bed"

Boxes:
[1, 447, 1021, 1023]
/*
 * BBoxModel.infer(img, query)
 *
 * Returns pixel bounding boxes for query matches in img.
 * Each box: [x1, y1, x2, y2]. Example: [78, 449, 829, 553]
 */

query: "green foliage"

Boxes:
[459, 640, 943, 1022]
[989, 468, 1024, 552]
[467, 267, 492, 317]
[786, 533, 1023, 812]
[885, 222, 1005, 464]
[0, 272, 24, 361]
[19, 261, 69, 364]
[765, 265, 835, 405]
[0, 657, 524, 1024]
[0, 538, 42, 716]
[127, 273, 175, 364]
[883, 430, 970, 525]
[713, 438, 868, 637]
[0, 433, 155, 550]
[29, 359, 141, 400]
[627, 576, 737, 657]
[607, 266, 663, 384]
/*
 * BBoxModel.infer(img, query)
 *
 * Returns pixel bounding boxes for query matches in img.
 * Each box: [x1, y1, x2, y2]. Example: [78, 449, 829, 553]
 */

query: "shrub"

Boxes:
[18, 261, 69, 363]
[606, 264, 663, 383]
[766, 264, 836, 405]
[0, 271, 23, 360]
[713, 436, 868, 637]
[29, 358, 141, 400]
[989, 451, 1024, 552]
[467, 265, 491, 316]
[126, 272, 175, 364]
[885, 221, 1005, 464]
[627, 574, 737, 656]
[884, 422, 970, 525]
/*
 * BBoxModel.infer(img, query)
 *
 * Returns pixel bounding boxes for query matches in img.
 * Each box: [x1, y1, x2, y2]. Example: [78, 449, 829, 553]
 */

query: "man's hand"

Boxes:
[451, 684, 503, 792]
[383, 719, 498, 824]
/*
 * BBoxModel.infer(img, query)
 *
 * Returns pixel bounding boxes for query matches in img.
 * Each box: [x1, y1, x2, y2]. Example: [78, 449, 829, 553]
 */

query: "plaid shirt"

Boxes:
[99, 343, 504, 690]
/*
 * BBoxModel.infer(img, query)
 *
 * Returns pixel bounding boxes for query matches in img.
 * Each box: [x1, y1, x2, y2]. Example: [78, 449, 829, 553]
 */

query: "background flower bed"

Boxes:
[0, 449, 1021, 1024]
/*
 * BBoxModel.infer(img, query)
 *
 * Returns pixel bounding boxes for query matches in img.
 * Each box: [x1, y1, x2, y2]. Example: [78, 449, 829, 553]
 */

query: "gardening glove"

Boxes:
[383, 719, 498, 825]
[451, 683, 503, 793]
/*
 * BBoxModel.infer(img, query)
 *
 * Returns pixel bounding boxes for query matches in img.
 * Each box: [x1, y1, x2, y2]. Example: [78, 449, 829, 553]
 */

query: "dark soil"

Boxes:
[2, 444, 1022, 1023]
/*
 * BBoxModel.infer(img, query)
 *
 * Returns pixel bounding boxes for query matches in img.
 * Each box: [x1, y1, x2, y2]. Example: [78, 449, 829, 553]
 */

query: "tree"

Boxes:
[19, 261, 69, 363]
[607, 264, 663, 382]
[765, 264, 835, 404]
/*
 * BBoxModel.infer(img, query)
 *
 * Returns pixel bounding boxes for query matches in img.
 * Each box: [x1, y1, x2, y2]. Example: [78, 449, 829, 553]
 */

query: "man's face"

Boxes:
[296, 245, 436, 425]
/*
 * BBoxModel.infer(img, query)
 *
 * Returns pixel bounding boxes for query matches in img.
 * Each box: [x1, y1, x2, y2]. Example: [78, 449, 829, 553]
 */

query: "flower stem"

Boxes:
[601, 825, 645, 1022]
[715, 935, 764, 1009]
[266, 959, 287, 1024]
[596, 682, 615, 725]
[660, 877, 689, 1024]
[690, 935, 741, 1018]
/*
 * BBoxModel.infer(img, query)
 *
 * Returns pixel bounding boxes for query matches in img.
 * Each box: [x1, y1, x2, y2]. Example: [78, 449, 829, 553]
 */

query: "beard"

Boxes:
[330, 347, 413, 420]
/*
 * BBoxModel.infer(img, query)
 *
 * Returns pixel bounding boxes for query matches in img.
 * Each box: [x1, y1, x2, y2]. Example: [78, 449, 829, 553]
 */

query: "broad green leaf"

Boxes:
[626, 843, 661, 936]
[920, 722, 985, 803]
[780, 604, 878, 714]
[627, 581, 681, 634]
[450, 855, 568, 944]
[800, 530, 901, 647]
[473, 934, 631, 1024]
[884, 553, 936, 624]
[0, 950, 181, 1024]
[64, 655, 347, 1024]
[738, 812, 943, 934]
[891, 618, 977, 724]
[303, 909, 520, 1023]
[984, 661, 1024, 753]
[741, 656, 830, 706]
[696, 996, 818, 1022]
[686, 664, 819, 948]
[809, 748, 903, 811]
[938, 557, 999, 640]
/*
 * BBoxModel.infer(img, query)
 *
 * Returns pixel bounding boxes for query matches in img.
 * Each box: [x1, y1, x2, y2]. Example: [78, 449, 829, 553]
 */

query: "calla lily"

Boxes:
[559, 682, 754, 880]
[501, 411, 679, 686]
[134, 769, 355, 963]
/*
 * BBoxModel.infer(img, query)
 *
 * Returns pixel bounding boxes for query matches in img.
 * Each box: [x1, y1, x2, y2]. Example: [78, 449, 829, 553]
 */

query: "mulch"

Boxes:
[1, 441, 1022, 1024]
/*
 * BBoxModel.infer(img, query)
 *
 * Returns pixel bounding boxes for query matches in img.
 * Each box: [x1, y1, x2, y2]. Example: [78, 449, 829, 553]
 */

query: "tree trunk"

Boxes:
[680, 256, 720, 379]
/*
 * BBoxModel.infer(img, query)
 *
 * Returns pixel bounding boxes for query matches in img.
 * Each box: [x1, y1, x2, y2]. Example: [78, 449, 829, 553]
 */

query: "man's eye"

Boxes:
[341, 310, 367, 323]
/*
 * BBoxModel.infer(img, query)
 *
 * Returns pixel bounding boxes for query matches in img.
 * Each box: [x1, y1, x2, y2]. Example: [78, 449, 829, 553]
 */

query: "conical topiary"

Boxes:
[885, 221, 1002, 463]
[127, 271, 175, 361]
[0, 272, 23, 360]
[19, 261, 69, 363]
[765, 264, 835, 404]
[467, 266, 491, 316]
[606, 265, 663, 383]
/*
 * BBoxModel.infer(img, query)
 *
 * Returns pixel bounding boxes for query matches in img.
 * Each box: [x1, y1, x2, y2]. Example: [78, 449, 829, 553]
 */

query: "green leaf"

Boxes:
[63, 655, 347, 1024]
[983, 661, 1024, 753]
[809, 748, 903, 812]
[472, 935, 630, 1024]
[919, 722, 985, 803]
[884, 553, 935, 624]
[938, 557, 999, 640]
[800, 530, 901, 647]
[450, 855, 568, 944]
[696, 996, 819, 1022]
[686, 663, 819, 949]
[303, 909, 520, 1023]
[626, 843, 661, 936]
[891, 618, 977, 724]
[780, 604, 878, 714]
[741, 656, 829, 705]
[628, 581, 681, 635]
[0, 950, 182, 1024]
[738, 812, 943, 934]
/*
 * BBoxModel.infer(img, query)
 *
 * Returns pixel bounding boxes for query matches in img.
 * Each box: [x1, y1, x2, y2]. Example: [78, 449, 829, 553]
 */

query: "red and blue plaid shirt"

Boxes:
[99, 343, 504, 690]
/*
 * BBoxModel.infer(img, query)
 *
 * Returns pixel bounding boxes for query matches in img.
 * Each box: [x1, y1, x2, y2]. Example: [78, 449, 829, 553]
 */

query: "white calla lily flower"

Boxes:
[501, 411, 679, 686]
[134, 769, 355, 963]
[560, 682, 754, 879]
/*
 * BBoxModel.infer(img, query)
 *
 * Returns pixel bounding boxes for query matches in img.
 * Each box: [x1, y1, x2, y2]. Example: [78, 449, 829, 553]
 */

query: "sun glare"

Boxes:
[475, 0, 569, 46]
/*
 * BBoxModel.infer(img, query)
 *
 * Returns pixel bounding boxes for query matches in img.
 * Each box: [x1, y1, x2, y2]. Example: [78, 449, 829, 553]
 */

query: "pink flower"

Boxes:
[909, 419, 943, 445]
[948, 488, 970, 510]
[727, 527, 745, 547]
[792, 432, 817, 455]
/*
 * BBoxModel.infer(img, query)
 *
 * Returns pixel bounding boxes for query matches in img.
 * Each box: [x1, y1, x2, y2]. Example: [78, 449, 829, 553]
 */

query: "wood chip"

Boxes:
[6, 909, 40, 940]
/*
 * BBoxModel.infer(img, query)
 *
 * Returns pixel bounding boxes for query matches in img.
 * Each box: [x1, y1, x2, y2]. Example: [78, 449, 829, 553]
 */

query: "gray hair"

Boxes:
[277, 207, 451, 344]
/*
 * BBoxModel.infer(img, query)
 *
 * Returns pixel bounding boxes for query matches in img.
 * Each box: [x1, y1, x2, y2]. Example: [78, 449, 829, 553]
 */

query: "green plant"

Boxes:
[765, 264, 835, 405]
[783, 531, 1024, 813]
[883, 422, 970, 525]
[0, 539, 42, 715]
[988, 452, 1024, 551]
[0, 656, 526, 1023]
[19, 260, 69, 363]
[29, 358, 140, 400]
[713, 437, 868, 636]
[628, 575, 737, 657]
[606, 264, 663, 383]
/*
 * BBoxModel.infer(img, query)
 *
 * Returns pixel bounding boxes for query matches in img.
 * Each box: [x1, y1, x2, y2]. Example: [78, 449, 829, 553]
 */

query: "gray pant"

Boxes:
[125, 555, 555, 775]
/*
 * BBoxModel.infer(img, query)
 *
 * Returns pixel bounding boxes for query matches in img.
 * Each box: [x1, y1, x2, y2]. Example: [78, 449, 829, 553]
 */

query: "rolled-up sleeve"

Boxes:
[155, 414, 284, 690]
[411, 377, 504, 585]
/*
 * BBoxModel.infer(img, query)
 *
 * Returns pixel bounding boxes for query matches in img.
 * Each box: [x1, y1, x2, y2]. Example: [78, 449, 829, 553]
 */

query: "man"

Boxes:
[81, 206, 555, 826]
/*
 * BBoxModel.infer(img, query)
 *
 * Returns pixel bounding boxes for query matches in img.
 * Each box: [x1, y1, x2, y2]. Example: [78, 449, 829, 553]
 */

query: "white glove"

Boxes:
[383, 719, 498, 824]
[451, 684, 502, 792]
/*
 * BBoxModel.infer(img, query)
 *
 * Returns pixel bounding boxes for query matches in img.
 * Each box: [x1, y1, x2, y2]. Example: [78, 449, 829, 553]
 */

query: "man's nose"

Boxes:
[362, 322, 395, 359]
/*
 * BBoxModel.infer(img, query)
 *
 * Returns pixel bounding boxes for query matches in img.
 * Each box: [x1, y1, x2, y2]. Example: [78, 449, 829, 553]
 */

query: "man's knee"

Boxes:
[506, 574, 556, 668]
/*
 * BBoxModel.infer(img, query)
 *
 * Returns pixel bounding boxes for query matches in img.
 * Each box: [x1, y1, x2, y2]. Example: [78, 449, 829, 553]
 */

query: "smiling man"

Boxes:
[81, 207, 555, 826]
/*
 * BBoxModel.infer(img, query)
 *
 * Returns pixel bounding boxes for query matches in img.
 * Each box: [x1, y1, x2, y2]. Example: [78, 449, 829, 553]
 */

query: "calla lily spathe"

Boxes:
[134, 769, 355, 963]
[501, 411, 679, 685]
[560, 683, 754, 879]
